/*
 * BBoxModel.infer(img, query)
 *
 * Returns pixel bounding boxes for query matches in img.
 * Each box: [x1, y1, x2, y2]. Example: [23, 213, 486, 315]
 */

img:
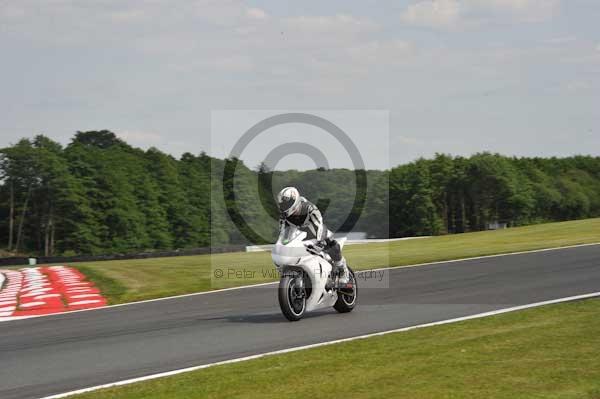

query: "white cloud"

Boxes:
[397, 135, 426, 145]
[346, 40, 414, 66]
[283, 14, 378, 34]
[544, 36, 576, 45]
[110, 9, 148, 22]
[565, 81, 592, 91]
[401, 0, 462, 29]
[0, 3, 26, 19]
[474, 0, 560, 22]
[246, 7, 268, 20]
[210, 55, 255, 72]
[117, 130, 163, 144]
[192, 2, 269, 26]
[192, 0, 245, 23]
[401, 0, 560, 29]
[481, 0, 557, 12]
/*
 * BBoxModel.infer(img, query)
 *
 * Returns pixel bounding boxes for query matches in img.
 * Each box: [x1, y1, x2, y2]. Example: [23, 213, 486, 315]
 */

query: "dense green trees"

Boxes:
[1, 131, 599, 256]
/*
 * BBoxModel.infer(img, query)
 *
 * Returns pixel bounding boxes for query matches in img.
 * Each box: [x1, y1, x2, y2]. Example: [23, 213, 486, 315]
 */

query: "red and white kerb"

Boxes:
[0, 266, 107, 319]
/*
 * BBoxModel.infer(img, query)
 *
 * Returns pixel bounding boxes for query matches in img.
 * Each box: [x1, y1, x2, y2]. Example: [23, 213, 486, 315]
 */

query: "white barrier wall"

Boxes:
[245, 236, 430, 252]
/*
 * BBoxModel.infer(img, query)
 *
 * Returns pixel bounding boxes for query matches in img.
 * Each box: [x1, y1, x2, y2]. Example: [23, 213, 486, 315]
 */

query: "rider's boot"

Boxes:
[334, 257, 350, 286]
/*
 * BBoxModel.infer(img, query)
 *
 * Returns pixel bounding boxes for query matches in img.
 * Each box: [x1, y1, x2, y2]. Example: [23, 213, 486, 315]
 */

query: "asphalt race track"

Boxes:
[1, 245, 600, 399]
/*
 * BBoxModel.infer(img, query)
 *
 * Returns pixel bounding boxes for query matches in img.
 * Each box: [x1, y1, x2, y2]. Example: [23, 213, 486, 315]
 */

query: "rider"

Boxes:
[276, 187, 349, 285]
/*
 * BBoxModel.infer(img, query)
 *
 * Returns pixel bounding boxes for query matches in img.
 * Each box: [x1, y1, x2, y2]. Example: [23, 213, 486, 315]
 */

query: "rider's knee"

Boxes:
[325, 239, 342, 262]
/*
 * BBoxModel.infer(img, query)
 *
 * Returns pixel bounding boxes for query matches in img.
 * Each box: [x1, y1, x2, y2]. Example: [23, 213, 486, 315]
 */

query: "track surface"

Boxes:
[1, 245, 600, 399]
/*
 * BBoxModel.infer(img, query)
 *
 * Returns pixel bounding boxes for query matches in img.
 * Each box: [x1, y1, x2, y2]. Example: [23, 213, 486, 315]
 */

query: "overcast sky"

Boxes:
[1, 0, 599, 170]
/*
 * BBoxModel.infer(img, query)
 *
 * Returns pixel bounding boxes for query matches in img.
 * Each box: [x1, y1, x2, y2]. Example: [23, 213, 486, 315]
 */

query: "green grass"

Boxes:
[73, 298, 600, 399]
[76, 265, 128, 304]
[72, 218, 600, 304]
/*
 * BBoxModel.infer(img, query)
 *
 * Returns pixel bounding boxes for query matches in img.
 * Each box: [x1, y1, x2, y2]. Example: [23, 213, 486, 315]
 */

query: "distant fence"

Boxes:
[0, 245, 247, 267]
[0, 236, 435, 267]
[245, 236, 431, 252]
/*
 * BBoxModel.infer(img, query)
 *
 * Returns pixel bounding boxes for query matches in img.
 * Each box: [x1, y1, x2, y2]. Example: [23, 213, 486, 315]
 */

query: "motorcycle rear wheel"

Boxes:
[334, 267, 357, 313]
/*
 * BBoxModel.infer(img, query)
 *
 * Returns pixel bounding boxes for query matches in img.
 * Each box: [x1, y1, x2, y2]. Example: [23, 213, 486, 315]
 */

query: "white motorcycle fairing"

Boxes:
[271, 226, 346, 313]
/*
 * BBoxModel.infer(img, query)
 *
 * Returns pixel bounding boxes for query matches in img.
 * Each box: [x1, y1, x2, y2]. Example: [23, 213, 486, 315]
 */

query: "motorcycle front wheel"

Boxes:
[278, 273, 306, 321]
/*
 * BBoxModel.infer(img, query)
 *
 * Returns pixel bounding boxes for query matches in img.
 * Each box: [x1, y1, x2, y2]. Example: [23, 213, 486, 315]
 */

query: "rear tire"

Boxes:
[278, 273, 306, 321]
[334, 267, 357, 313]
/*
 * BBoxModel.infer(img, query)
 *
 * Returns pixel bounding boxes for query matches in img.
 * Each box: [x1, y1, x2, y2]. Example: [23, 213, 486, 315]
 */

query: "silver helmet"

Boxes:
[277, 187, 301, 217]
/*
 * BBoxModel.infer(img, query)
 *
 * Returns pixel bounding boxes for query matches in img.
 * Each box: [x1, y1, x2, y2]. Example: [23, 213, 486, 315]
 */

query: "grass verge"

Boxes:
[72, 218, 600, 304]
[72, 298, 600, 399]
[76, 265, 128, 305]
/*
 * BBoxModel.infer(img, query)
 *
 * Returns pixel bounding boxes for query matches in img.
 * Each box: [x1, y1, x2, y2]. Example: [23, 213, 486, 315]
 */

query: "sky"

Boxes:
[1, 0, 599, 170]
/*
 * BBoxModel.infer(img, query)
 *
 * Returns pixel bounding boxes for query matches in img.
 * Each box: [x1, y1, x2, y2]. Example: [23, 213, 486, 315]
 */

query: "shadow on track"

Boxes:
[198, 310, 336, 324]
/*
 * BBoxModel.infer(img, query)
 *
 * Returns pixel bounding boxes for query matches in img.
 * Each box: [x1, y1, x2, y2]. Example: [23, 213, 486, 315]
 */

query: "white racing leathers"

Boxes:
[279, 197, 348, 282]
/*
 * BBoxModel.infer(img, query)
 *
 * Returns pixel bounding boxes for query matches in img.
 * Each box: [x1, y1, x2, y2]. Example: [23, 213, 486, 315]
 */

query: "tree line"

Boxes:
[1, 130, 599, 256]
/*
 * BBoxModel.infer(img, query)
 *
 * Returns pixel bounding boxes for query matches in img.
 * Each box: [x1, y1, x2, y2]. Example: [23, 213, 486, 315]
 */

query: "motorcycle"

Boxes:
[271, 224, 357, 321]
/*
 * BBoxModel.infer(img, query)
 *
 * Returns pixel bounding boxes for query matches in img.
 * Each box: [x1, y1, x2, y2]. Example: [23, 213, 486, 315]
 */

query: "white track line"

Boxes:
[373, 241, 600, 272]
[1, 241, 599, 323]
[40, 291, 600, 399]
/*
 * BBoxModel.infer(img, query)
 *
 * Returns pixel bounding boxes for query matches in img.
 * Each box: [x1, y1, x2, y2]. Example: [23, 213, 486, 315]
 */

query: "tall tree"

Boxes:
[2, 131, 600, 255]
[1, 139, 39, 252]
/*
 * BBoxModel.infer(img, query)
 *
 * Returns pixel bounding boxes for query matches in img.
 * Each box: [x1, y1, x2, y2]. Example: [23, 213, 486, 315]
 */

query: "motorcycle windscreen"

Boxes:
[272, 225, 310, 266]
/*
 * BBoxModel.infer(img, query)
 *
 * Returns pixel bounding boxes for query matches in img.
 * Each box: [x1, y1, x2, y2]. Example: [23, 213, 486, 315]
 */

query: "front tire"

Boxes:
[279, 273, 306, 321]
[334, 267, 357, 313]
